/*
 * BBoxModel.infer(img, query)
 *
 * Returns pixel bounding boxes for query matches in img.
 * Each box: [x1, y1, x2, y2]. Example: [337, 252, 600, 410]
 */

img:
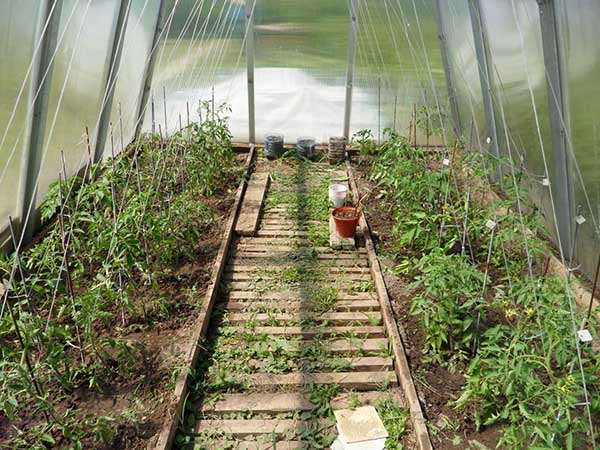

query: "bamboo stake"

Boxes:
[393, 95, 398, 132]
[1, 278, 48, 421]
[584, 250, 600, 326]
[7, 217, 34, 314]
[57, 173, 85, 364]
[118, 102, 125, 155]
[151, 92, 156, 135]
[163, 86, 168, 138]
[413, 103, 417, 147]
[472, 215, 497, 356]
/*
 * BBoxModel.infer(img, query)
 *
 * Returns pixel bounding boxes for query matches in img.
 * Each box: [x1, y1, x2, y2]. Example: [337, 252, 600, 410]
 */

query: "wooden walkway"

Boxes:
[179, 158, 413, 449]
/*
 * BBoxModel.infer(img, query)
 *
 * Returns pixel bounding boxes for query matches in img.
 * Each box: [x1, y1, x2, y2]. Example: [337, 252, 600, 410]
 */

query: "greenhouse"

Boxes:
[1, 0, 599, 449]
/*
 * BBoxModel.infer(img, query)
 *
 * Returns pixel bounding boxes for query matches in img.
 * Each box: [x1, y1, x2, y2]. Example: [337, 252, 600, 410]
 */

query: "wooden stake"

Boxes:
[585, 251, 600, 326]
[57, 174, 85, 364]
[413, 103, 417, 147]
[163, 86, 168, 138]
[151, 92, 156, 135]
[84, 126, 93, 179]
[118, 102, 125, 154]
[1, 281, 48, 421]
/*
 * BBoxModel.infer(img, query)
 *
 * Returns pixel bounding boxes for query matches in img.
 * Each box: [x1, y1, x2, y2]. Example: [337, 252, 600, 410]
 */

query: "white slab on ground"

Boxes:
[332, 405, 388, 450]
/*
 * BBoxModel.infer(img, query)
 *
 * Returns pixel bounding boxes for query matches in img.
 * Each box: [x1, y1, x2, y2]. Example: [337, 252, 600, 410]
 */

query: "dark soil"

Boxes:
[95, 174, 239, 450]
[352, 156, 502, 450]
[333, 208, 360, 219]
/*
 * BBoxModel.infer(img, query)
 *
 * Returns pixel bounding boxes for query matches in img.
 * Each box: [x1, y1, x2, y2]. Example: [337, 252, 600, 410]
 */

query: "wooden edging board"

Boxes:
[154, 146, 256, 450]
[346, 160, 434, 450]
[235, 172, 270, 236]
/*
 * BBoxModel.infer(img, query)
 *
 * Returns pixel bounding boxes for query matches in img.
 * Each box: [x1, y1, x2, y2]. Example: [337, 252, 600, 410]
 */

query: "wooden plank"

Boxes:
[225, 311, 382, 325]
[221, 338, 389, 356]
[226, 326, 386, 338]
[235, 172, 270, 236]
[223, 273, 372, 282]
[255, 230, 312, 237]
[225, 264, 370, 274]
[203, 442, 303, 450]
[226, 291, 375, 301]
[229, 258, 368, 267]
[203, 393, 313, 414]
[236, 237, 330, 246]
[260, 219, 323, 225]
[235, 245, 365, 254]
[231, 251, 365, 261]
[225, 299, 380, 312]
[193, 419, 306, 437]
[155, 147, 257, 450]
[195, 441, 303, 450]
[346, 161, 433, 450]
[247, 371, 397, 390]
[201, 390, 402, 415]
[330, 214, 355, 250]
[246, 356, 392, 372]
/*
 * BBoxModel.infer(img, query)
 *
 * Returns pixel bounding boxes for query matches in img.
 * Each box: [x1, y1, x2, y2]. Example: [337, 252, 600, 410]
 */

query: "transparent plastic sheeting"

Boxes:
[0, 1, 43, 227]
[253, 0, 349, 143]
[105, 0, 162, 158]
[558, 0, 600, 277]
[36, 0, 120, 205]
[144, 0, 249, 141]
[352, 0, 448, 143]
[438, 0, 486, 150]
[478, 0, 557, 240]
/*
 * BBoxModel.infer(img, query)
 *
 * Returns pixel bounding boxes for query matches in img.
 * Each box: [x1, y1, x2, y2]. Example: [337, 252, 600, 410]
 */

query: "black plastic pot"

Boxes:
[296, 137, 316, 160]
[264, 134, 284, 159]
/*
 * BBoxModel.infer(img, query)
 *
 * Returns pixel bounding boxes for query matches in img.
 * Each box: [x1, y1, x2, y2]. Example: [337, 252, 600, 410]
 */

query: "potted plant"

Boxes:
[332, 206, 361, 238]
[332, 192, 368, 238]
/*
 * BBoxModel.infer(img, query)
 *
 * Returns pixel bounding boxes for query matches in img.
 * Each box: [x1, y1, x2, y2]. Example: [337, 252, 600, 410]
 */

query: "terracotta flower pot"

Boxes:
[332, 207, 361, 238]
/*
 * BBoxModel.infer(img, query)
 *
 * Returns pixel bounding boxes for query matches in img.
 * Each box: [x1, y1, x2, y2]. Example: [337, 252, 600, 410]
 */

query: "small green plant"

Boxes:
[410, 251, 484, 366]
[352, 129, 378, 156]
[376, 398, 409, 450]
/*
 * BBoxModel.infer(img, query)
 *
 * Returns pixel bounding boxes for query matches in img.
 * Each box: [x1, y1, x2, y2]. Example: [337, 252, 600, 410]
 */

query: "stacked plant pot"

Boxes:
[296, 137, 316, 160]
[264, 134, 284, 160]
[328, 136, 346, 165]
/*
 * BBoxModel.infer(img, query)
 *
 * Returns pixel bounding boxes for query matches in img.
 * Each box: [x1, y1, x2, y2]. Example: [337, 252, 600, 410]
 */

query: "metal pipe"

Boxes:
[18, 0, 63, 243]
[537, 0, 574, 260]
[245, 0, 256, 143]
[135, 0, 167, 138]
[343, 0, 359, 140]
[93, 0, 132, 163]
[433, 0, 462, 138]
[467, 0, 503, 185]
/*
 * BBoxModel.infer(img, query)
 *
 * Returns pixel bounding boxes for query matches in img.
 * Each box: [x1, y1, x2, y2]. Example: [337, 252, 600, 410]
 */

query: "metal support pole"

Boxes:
[18, 0, 63, 243]
[93, 0, 132, 163]
[467, 0, 502, 183]
[245, 0, 256, 143]
[135, 0, 167, 138]
[433, 0, 462, 139]
[537, 0, 573, 258]
[343, 0, 359, 140]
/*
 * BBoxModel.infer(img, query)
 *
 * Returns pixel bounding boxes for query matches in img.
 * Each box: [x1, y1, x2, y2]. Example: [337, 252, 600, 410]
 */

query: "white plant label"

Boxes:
[442, 158, 450, 167]
[578, 329, 593, 343]
[576, 215, 586, 225]
[542, 178, 550, 186]
[485, 219, 497, 230]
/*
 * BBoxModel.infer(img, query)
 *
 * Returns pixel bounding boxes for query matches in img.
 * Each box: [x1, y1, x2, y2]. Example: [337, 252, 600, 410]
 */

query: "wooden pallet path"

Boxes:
[176, 158, 416, 449]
